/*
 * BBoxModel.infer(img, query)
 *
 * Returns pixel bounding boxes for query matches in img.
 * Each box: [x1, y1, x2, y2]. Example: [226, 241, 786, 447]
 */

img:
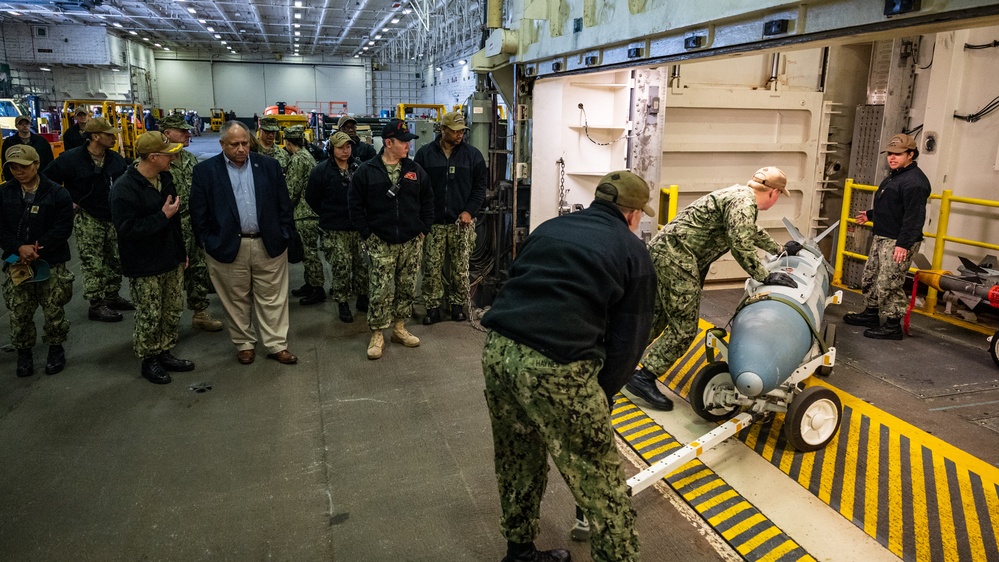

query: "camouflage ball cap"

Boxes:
[15, 115, 31, 126]
[5, 144, 39, 165]
[135, 131, 183, 155]
[882, 133, 918, 154]
[337, 115, 357, 129]
[748, 166, 788, 195]
[159, 114, 193, 131]
[594, 170, 655, 217]
[84, 117, 121, 134]
[283, 125, 306, 141]
[259, 117, 281, 132]
[440, 111, 469, 131]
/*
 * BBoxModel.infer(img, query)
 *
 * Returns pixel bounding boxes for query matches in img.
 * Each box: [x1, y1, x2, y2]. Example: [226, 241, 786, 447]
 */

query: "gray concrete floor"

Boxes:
[0, 248, 732, 561]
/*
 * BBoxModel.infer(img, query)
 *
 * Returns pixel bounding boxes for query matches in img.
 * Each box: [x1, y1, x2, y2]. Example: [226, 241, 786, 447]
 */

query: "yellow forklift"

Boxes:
[210, 108, 225, 132]
[60, 100, 141, 159]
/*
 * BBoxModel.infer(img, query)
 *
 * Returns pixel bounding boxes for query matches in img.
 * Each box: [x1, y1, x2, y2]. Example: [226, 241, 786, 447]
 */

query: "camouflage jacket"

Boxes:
[259, 144, 290, 171]
[651, 185, 781, 282]
[286, 148, 318, 220]
[169, 149, 198, 219]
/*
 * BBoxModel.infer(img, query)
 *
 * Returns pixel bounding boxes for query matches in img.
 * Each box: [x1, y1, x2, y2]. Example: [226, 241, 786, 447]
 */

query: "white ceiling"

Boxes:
[0, 0, 483, 62]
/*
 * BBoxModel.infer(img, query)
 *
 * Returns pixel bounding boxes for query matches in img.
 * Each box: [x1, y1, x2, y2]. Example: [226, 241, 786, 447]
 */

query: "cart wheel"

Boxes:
[690, 361, 740, 423]
[784, 386, 842, 452]
[990, 330, 999, 369]
[817, 324, 836, 377]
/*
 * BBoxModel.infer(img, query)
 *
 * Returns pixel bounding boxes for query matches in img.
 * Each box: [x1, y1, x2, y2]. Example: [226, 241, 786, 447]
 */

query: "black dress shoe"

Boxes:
[450, 304, 467, 322]
[338, 302, 354, 323]
[291, 283, 312, 297]
[158, 350, 195, 372]
[300, 286, 327, 306]
[104, 294, 136, 311]
[625, 368, 674, 411]
[422, 307, 441, 325]
[44, 344, 65, 375]
[16, 349, 33, 378]
[141, 357, 171, 384]
[89, 301, 123, 322]
[355, 294, 369, 312]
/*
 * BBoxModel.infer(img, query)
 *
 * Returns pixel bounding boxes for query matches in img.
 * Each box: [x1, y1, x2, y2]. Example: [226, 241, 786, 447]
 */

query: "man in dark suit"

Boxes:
[189, 120, 298, 366]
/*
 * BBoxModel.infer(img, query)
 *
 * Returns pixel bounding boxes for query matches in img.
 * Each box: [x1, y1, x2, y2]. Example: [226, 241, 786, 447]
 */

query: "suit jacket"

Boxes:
[190, 152, 294, 264]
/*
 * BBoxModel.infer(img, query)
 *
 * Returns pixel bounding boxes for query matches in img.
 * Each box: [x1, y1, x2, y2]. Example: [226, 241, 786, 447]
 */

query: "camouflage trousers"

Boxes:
[75, 209, 122, 301]
[129, 265, 184, 359]
[421, 222, 475, 309]
[181, 217, 211, 312]
[320, 229, 368, 303]
[2, 263, 75, 349]
[366, 235, 422, 330]
[481, 330, 639, 562]
[862, 236, 920, 319]
[298, 218, 324, 288]
[641, 246, 702, 376]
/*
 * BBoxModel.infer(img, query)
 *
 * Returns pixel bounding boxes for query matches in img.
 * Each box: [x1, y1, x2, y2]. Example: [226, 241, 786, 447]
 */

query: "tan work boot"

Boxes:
[367, 330, 384, 360]
[390, 320, 420, 347]
[192, 310, 223, 331]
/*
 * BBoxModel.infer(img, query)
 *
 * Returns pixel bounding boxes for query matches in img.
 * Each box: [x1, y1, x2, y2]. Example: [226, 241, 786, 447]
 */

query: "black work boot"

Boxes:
[502, 541, 571, 562]
[104, 294, 135, 311]
[451, 304, 467, 322]
[300, 286, 327, 306]
[864, 317, 903, 340]
[338, 302, 354, 323]
[16, 349, 33, 378]
[355, 294, 369, 312]
[141, 357, 171, 384]
[89, 299, 123, 322]
[291, 283, 312, 297]
[625, 367, 674, 411]
[422, 307, 441, 325]
[158, 350, 195, 372]
[843, 306, 880, 328]
[44, 344, 66, 375]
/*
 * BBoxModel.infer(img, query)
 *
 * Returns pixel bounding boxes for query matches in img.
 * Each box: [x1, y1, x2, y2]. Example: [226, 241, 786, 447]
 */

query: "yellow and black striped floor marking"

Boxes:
[655, 320, 999, 562]
[610, 395, 816, 561]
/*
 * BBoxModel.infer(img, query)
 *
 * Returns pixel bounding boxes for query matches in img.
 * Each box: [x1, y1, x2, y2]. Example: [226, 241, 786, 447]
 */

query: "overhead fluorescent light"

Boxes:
[112, 22, 122, 28]
[362, 46, 368, 51]
[187, 7, 195, 13]
[294, 23, 300, 28]
[391, 18, 400, 24]
[239, 29, 246, 33]
[207, 26, 214, 32]
[382, 28, 388, 32]
[214, 34, 221, 39]
[154, 43, 161, 47]
[40, 67, 51, 72]
[111, 68, 120, 71]
[129, 31, 137, 35]
[375, 34, 382, 39]
[198, 19, 206, 23]
[8, 11, 21, 16]
[294, 31, 301, 36]
[435, 66, 442, 71]
[368, 40, 374, 45]
[459, 59, 466, 65]
[403, 9, 411, 14]
[143, 37, 150, 41]
[221, 41, 227, 45]
[294, 1, 302, 6]
[354, 54, 359, 58]
[294, 12, 301, 19]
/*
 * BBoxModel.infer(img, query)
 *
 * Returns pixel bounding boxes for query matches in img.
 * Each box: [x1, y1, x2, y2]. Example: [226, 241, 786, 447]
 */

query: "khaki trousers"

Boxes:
[206, 238, 291, 354]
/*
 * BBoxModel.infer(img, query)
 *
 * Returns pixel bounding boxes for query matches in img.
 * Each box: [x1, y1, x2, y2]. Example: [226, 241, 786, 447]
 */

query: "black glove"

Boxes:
[763, 271, 798, 288]
[783, 241, 803, 256]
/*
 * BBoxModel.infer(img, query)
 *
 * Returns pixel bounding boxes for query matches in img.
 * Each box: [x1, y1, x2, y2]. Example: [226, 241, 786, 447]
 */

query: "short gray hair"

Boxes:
[220, 120, 250, 142]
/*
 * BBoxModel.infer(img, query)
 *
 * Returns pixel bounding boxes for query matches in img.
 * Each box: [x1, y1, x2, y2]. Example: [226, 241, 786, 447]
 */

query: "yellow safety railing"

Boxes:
[658, 184, 679, 228]
[834, 178, 999, 317]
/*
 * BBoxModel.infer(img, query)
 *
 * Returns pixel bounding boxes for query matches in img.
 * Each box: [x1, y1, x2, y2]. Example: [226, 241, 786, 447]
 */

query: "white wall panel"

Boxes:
[314, 65, 368, 116]
[263, 65, 317, 112]
[157, 60, 216, 116]
[211, 63, 266, 117]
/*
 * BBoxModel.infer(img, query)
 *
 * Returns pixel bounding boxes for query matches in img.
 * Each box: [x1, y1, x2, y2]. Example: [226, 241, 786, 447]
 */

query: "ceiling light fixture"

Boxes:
[391, 18, 400, 24]
[207, 26, 214, 32]
[294, 12, 302, 19]
[459, 59, 466, 65]
[214, 34, 221, 39]
[375, 34, 382, 39]
[164, 47, 170, 50]
[435, 66, 442, 71]
[382, 28, 388, 32]
[368, 40, 374, 45]
[294, 0, 302, 6]
[403, 9, 411, 14]
[239, 29, 246, 33]
[143, 37, 150, 41]
[294, 23, 300, 28]
[362, 46, 368, 51]
[198, 19, 206, 23]
[295, 31, 301, 36]
[187, 7, 195, 13]
[112, 22, 122, 28]
[154, 43, 162, 47]
[354, 54, 359, 58]
[111, 68, 120, 71]
[221, 40, 227, 45]
[8, 11, 21, 16]
[129, 30, 137, 35]
[40, 67, 51, 72]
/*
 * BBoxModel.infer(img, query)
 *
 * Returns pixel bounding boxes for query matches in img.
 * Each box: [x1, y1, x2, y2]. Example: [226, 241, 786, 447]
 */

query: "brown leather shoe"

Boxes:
[237, 349, 255, 364]
[266, 349, 298, 364]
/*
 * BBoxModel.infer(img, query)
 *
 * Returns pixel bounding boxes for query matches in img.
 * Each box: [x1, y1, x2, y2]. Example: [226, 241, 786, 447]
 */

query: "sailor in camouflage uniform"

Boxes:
[626, 167, 799, 410]
[842, 133, 931, 340]
[481, 171, 656, 562]
[160, 114, 223, 332]
[305, 131, 368, 322]
[282, 125, 322, 305]
[110, 132, 194, 385]
[44, 117, 135, 322]
[256, 117, 290, 171]
[0, 145, 75, 378]
[348, 120, 433, 360]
